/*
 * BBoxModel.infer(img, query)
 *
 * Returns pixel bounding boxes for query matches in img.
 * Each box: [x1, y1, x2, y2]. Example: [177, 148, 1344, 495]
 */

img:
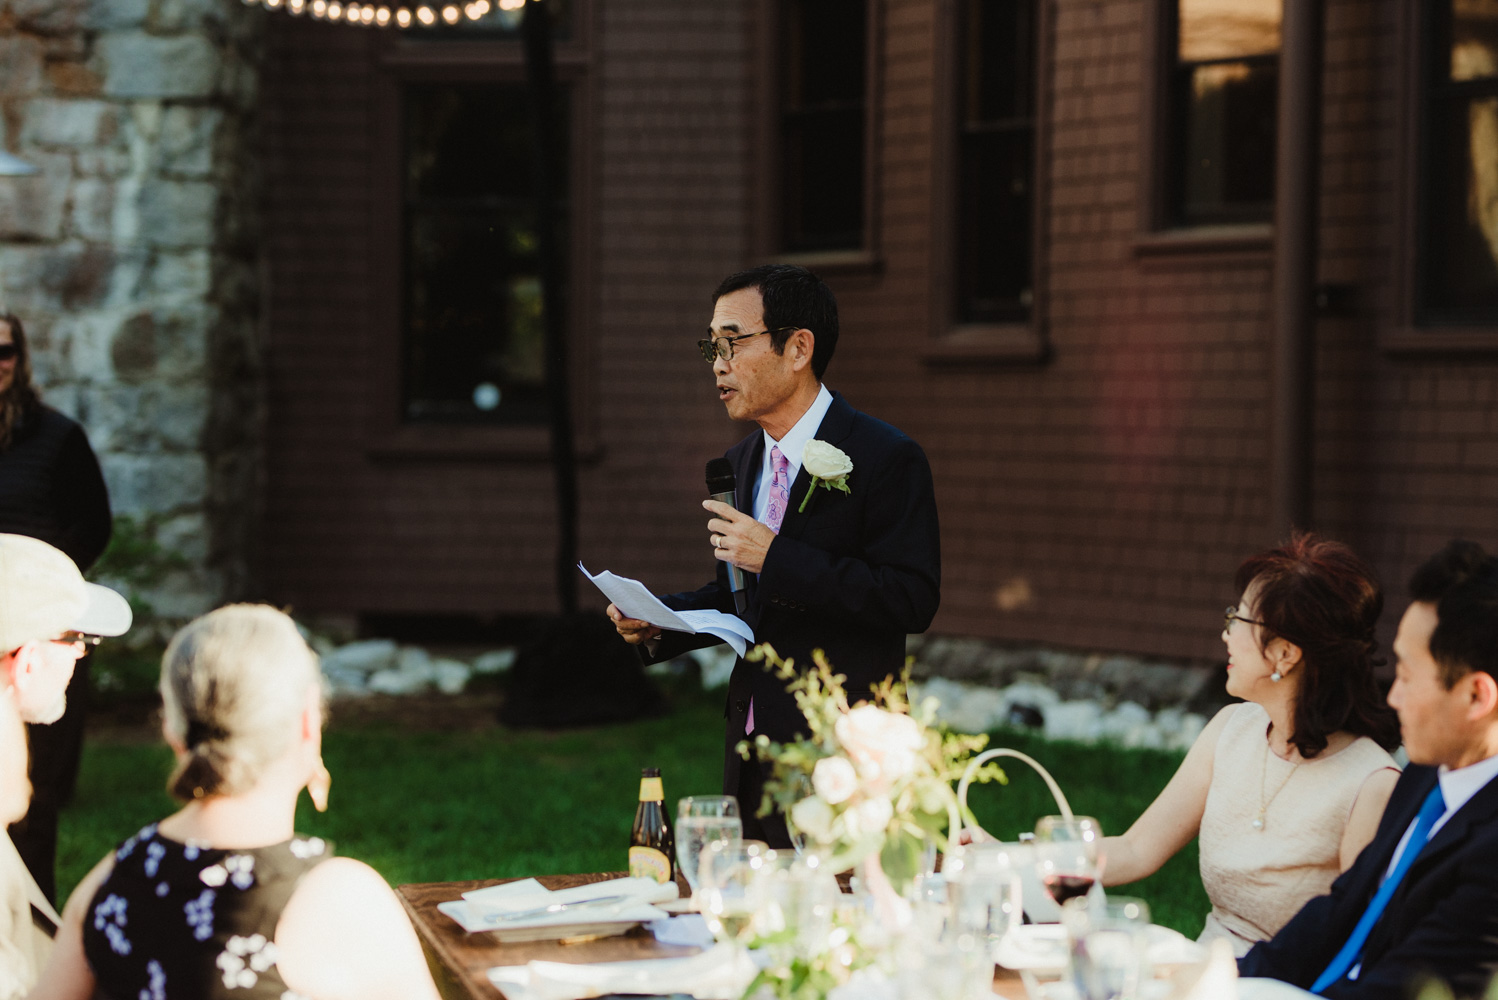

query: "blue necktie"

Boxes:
[1311, 783, 1447, 994]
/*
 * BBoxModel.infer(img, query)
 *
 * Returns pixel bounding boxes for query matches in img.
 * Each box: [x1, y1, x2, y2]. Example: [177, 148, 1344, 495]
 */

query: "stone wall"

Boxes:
[0, 0, 262, 614]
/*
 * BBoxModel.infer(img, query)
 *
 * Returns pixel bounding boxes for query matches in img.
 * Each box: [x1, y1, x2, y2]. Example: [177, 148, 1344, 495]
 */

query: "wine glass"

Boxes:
[676, 796, 742, 897]
[1034, 838, 1099, 908]
[698, 841, 762, 948]
[945, 843, 1023, 961]
[1063, 896, 1152, 1000]
[1036, 814, 1104, 883]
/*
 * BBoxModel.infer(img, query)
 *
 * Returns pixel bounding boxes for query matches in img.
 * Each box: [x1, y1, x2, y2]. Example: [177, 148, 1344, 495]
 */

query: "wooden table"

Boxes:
[397, 873, 1031, 1000]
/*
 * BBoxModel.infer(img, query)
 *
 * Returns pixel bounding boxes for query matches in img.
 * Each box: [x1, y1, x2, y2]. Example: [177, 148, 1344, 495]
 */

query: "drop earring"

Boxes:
[1271, 671, 1282, 682]
[308, 757, 331, 813]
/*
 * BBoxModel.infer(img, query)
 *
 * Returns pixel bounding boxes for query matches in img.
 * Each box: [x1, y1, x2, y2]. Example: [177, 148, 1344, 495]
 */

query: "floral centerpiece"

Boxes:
[734, 645, 1004, 999]
[739, 644, 1003, 900]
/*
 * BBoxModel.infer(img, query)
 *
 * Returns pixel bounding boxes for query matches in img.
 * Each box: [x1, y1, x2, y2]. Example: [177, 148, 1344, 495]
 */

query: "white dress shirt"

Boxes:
[752, 384, 834, 523]
[1345, 753, 1498, 981]
[1382, 751, 1498, 880]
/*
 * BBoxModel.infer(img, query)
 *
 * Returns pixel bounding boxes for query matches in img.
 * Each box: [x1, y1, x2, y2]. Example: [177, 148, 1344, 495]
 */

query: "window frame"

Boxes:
[365, 19, 600, 458]
[923, 0, 1052, 366]
[1133, 0, 1274, 258]
[753, 0, 883, 273]
[1385, 0, 1498, 355]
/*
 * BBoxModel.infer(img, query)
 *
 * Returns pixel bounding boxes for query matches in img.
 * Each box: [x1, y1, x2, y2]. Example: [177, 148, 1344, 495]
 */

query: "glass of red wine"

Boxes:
[1034, 815, 1103, 907]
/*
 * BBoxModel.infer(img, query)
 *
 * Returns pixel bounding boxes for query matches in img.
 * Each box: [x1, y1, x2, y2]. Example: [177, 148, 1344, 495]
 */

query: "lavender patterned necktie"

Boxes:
[765, 445, 791, 534]
[747, 445, 792, 736]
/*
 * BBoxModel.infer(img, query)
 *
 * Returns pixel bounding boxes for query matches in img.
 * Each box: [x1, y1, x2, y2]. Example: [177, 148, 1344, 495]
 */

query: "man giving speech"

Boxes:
[608, 264, 941, 845]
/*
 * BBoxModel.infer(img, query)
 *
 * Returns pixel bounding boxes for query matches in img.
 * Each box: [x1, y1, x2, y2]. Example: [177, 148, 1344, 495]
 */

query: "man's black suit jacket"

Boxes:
[651, 392, 941, 794]
[1239, 763, 1498, 999]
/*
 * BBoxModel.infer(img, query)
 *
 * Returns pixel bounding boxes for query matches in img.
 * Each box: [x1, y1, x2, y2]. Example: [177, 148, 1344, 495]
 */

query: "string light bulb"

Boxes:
[253, 0, 539, 27]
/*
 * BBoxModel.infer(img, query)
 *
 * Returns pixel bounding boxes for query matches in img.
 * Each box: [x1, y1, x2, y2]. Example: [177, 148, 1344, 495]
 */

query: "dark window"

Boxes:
[400, 83, 567, 425]
[955, 0, 1037, 324]
[778, 0, 867, 253]
[1416, 1, 1498, 325]
[1165, 0, 1280, 226]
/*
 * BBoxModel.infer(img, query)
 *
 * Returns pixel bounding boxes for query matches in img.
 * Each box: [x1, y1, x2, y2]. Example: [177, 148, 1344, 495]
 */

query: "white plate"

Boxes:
[995, 924, 1069, 972]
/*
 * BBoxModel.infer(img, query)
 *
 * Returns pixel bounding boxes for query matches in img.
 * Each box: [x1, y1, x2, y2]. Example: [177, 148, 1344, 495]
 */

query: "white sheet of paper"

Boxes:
[579, 563, 753, 658]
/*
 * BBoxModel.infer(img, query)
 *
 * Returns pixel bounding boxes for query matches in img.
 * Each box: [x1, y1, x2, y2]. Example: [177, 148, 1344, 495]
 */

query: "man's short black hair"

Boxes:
[1409, 540, 1498, 688]
[712, 264, 839, 379]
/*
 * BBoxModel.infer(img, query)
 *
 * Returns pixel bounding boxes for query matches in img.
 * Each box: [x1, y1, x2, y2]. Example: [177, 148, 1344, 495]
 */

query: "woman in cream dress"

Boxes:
[1102, 534, 1401, 956]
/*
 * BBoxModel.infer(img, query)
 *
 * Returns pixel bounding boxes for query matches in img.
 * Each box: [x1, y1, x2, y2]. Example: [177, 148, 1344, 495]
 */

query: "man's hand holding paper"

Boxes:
[582, 564, 754, 658]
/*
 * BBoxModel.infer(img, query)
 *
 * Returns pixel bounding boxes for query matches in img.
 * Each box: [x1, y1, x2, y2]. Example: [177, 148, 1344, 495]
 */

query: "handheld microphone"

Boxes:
[705, 458, 750, 616]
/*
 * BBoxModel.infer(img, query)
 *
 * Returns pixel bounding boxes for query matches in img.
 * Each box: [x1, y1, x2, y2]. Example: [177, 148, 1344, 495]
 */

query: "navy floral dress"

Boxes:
[82, 825, 332, 1000]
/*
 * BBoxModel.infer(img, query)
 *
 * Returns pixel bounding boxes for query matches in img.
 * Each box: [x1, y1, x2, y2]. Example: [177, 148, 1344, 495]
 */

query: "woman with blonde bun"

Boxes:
[31, 604, 440, 1000]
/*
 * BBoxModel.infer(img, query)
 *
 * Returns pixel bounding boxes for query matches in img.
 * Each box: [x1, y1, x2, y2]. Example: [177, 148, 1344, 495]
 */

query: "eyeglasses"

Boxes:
[53, 631, 104, 648]
[1223, 607, 1265, 631]
[697, 327, 797, 364]
[0, 345, 19, 362]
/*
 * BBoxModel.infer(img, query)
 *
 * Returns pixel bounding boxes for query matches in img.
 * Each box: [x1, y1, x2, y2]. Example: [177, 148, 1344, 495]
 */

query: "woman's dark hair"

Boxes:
[712, 264, 839, 378]
[1235, 532, 1400, 757]
[0, 312, 40, 451]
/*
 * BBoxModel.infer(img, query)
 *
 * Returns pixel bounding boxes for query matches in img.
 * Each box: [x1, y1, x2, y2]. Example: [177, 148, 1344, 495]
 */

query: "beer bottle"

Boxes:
[629, 767, 674, 883]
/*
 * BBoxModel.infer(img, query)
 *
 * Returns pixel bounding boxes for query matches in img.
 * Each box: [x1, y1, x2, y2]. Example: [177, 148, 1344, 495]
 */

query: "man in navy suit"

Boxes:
[1240, 540, 1498, 998]
[608, 264, 941, 845]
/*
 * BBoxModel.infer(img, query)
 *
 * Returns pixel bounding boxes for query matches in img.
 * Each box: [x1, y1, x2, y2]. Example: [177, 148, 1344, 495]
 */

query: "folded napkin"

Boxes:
[487, 941, 757, 1000]
[995, 923, 1207, 973]
[464, 876, 679, 911]
[650, 914, 716, 949]
[440, 877, 678, 935]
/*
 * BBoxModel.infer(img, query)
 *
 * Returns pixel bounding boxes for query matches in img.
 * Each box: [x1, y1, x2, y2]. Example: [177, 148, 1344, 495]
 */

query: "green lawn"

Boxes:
[57, 693, 1208, 936]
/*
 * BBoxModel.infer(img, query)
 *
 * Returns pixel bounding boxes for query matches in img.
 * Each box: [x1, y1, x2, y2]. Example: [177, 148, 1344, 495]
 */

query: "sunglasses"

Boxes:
[0, 345, 19, 362]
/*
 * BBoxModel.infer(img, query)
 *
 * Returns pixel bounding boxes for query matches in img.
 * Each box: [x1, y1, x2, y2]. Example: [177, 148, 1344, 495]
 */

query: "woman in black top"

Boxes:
[0, 312, 113, 904]
[33, 605, 441, 1000]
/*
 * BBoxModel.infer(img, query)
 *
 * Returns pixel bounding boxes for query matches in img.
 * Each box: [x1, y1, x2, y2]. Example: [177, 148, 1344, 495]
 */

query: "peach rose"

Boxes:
[812, 755, 859, 805]
[834, 704, 925, 790]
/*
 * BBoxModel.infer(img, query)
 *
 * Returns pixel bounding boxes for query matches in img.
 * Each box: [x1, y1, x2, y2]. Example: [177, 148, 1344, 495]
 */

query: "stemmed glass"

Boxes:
[697, 841, 763, 949]
[1034, 815, 1103, 907]
[676, 796, 741, 899]
[1063, 896, 1153, 1000]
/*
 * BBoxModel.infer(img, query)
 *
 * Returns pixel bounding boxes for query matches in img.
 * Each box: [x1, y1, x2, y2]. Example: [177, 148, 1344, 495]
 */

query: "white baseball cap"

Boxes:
[0, 534, 132, 652]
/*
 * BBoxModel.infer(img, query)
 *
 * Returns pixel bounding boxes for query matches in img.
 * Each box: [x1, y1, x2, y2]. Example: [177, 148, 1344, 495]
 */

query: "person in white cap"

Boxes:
[0, 533, 129, 1000]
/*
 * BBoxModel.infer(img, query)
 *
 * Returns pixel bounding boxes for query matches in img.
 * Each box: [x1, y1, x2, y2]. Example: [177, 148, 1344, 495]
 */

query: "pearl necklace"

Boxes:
[1254, 735, 1300, 831]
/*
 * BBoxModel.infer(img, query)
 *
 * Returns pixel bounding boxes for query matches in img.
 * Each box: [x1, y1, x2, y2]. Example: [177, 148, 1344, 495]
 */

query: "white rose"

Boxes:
[834, 705, 926, 790]
[802, 440, 853, 481]
[812, 755, 859, 805]
[852, 795, 893, 835]
[791, 795, 836, 842]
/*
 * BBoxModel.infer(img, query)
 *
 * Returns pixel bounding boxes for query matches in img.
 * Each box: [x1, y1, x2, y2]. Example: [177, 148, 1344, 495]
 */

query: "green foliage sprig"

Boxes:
[736, 644, 1005, 886]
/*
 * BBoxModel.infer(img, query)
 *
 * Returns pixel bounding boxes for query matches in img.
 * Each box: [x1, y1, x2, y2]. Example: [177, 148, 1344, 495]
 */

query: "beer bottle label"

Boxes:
[629, 845, 672, 883]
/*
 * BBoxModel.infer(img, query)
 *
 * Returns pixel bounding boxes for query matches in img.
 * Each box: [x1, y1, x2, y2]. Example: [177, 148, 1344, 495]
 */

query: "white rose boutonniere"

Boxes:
[799, 440, 853, 513]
